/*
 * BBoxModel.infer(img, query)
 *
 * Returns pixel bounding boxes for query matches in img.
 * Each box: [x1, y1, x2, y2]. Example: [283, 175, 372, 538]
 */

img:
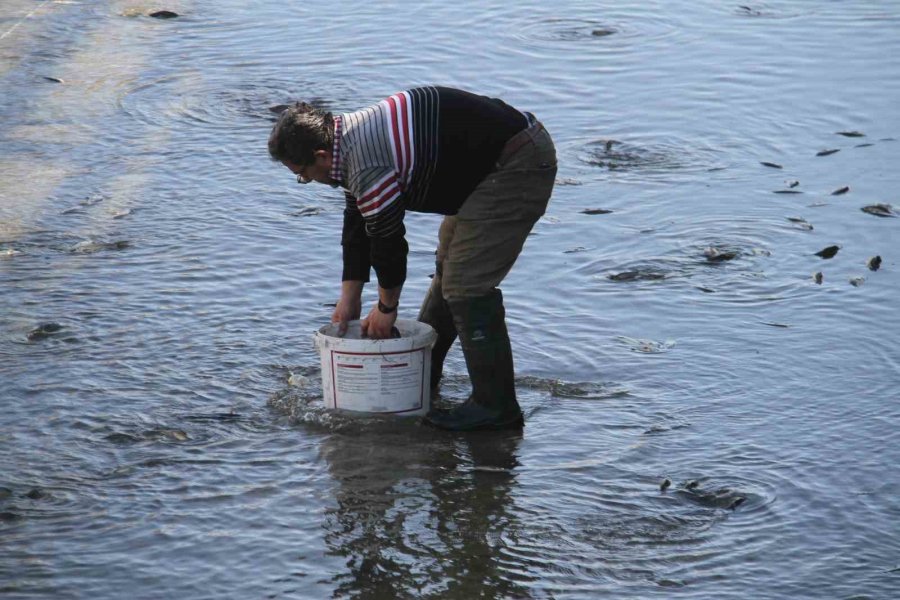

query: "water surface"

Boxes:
[2, 1, 900, 598]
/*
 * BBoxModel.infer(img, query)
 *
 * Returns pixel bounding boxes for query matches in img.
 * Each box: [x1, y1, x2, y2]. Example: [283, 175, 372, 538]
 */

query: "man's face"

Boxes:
[282, 150, 332, 185]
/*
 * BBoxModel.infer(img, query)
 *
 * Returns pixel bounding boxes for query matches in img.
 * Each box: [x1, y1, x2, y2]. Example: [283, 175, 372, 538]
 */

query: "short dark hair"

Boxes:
[267, 102, 334, 165]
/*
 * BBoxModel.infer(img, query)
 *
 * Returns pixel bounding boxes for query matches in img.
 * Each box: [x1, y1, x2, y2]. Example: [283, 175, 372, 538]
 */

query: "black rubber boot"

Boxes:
[417, 276, 457, 392]
[424, 289, 524, 431]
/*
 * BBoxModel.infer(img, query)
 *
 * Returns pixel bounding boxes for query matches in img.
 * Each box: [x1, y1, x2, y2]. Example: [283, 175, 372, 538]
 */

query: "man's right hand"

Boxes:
[332, 281, 365, 336]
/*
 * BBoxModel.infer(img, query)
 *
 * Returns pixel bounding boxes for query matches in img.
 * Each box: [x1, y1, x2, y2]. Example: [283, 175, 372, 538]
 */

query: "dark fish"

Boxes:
[42, 76, 64, 84]
[861, 204, 896, 218]
[660, 478, 671, 492]
[836, 131, 865, 137]
[813, 272, 823, 284]
[183, 412, 242, 422]
[704, 247, 737, 262]
[685, 480, 699, 490]
[27, 323, 63, 341]
[831, 186, 850, 196]
[773, 190, 803, 194]
[563, 246, 588, 254]
[581, 208, 613, 215]
[729, 497, 746, 510]
[25, 488, 46, 500]
[816, 149, 840, 157]
[867, 255, 882, 271]
[608, 271, 665, 281]
[149, 10, 179, 19]
[696, 286, 716, 293]
[605, 140, 616, 152]
[762, 322, 790, 328]
[787, 217, 813, 230]
[760, 161, 783, 169]
[815, 245, 840, 259]
[592, 29, 615, 37]
[105, 432, 141, 444]
[849, 276, 865, 287]
[855, 143, 874, 148]
[788, 180, 800, 188]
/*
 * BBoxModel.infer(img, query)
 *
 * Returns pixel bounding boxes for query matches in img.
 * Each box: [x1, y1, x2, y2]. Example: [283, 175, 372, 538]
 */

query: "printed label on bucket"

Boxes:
[329, 349, 426, 413]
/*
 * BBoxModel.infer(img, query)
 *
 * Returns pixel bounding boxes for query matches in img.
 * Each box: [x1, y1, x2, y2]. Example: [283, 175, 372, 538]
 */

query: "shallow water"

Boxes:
[2, 1, 900, 598]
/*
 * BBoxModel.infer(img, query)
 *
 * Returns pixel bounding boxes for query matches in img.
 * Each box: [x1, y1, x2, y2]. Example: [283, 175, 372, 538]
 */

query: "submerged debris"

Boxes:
[815, 245, 840, 259]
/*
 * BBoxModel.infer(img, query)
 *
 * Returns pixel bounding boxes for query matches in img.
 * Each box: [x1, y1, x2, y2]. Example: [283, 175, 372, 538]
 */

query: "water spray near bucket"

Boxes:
[314, 319, 437, 417]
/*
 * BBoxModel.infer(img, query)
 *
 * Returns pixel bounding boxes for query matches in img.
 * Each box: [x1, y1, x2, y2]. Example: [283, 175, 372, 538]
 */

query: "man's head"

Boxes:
[268, 102, 335, 185]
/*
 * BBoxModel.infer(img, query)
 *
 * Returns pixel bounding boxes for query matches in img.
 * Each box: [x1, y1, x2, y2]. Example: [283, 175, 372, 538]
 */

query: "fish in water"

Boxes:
[861, 204, 896, 218]
[660, 478, 671, 492]
[704, 247, 738, 262]
[813, 272, 823, 284]
[42, 76, 64, 84]
[816, 149, 840, 157]
[815, 245, 840, 259]
[760, 161, 783, 169]
[849, 276, 865, 287]
[788, 180, 800, 188]
[831, 186, 850, 196]
[149, 10, 179, 19]
[773, 189, 803, 194]
[608, 271, 666, 281]
[836, 131, 865, 137]
[787, 217, 814, 230]
[581, 208, 613, 215]
[25, 488, 47, 500]
[867, 255, 882, 271]
[729, 497, 747, 510]
[605, 139, 616, 152]
[27, 323, 63, 341]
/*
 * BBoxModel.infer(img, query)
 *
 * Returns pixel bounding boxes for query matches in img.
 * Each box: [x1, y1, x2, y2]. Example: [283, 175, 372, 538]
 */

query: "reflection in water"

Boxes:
[319, 425, 530, 599]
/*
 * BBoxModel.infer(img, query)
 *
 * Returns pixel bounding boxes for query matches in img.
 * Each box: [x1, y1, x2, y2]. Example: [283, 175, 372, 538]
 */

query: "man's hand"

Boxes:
[361, 304, 398, 339]
[332, 281, 364, 336]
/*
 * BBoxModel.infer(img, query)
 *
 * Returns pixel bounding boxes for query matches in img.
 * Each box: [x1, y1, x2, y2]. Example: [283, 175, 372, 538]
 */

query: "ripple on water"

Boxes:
[574, 136, 729, 182]
[505, 10, 684, 51]
[116, 75, 367, 133]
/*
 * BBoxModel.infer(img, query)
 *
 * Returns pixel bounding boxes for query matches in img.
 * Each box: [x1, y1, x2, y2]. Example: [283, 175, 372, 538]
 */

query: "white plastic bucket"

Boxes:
[313, 319, 437, 416]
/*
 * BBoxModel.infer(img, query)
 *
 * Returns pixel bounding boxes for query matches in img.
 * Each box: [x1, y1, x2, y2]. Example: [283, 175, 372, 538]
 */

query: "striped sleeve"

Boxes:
[348, 166, 406, 238]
